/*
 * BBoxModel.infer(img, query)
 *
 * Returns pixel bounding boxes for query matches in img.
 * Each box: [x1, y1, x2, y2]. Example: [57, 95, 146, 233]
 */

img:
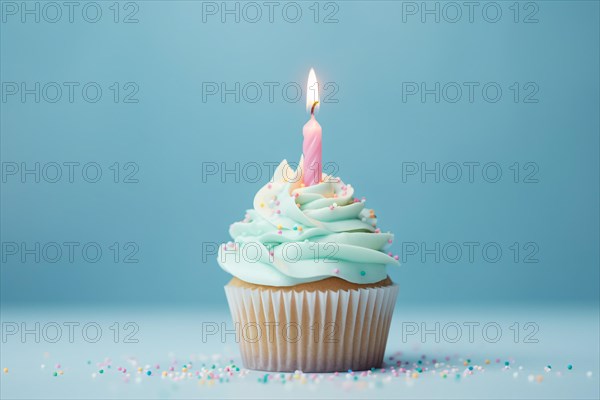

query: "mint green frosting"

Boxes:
[217, 158, 399, 286]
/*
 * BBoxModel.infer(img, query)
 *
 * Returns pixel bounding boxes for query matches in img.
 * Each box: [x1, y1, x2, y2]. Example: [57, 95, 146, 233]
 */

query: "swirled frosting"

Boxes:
[217, 158, 399, 286]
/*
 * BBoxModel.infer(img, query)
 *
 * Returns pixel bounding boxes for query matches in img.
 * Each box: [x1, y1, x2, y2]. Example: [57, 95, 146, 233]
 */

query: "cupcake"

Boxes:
[218, 158, 399, 372]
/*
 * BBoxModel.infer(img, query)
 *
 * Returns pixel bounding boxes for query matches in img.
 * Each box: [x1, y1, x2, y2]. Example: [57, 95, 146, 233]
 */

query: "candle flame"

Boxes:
[306, 68, 319, 113]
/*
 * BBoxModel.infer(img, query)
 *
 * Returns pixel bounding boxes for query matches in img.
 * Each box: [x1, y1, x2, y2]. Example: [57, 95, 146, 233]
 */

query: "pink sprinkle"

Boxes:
[155, 364, 160, 369]
[333, 268, 340, 274]
[267, 184, 272, 189]
[169, 367, 174, 371]
[354, 198, 359, 203]
[118, 367, 122, 371]
[295, 193, 299, 198]
[276, 210, 281, 214]
[375, 228, 381, 233]
[329, 205, 334, 210]
[275, 201, 280, 205]
[496, 358, 500, 363]
[123, 368, 126, 373]
[361, 371, 367, 377]
[334, 372, 339, 376]
[394, 255, 399, 260]
[56, 364, 61, 369]
[278, 231, 282, 235]
[388, 252, 393, 257]
[269, 251, 274, 256]
[388, 239, 392, 243]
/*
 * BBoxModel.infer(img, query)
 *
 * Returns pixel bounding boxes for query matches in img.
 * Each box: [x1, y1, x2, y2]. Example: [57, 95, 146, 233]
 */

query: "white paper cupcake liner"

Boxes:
[224, 283, 399, 372]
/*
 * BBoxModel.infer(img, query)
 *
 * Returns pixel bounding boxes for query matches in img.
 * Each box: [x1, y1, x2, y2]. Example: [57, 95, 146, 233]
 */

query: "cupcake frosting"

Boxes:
[217, 158, 399, 286]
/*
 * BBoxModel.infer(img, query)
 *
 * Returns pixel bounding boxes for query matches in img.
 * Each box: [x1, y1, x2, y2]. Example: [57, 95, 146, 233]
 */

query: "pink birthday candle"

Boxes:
[302, 68, 322, 187]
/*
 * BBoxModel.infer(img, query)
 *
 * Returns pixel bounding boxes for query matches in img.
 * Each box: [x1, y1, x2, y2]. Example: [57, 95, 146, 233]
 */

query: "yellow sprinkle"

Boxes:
[162, 371, 167, 377]
[485, 359, 490, 365]
[412, 372, 419, 379]
[137, 367, 143, 373]
[277, 225, 282, 230]
[3, 368, 8, 374]
[463, 361, 468, 366]
[59, 370, 64, 375]
[182, 367, 188, 373]
[298, 226, 303, 231]
[260, 203, 265, 208]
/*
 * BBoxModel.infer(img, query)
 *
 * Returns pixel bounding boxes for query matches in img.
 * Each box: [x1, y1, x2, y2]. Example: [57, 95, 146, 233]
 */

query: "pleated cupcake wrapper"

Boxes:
[224, 284, 399, 372]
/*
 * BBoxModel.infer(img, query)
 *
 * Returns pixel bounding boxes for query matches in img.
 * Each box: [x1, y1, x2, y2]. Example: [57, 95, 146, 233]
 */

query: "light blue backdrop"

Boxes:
[1, 1, 598, 306]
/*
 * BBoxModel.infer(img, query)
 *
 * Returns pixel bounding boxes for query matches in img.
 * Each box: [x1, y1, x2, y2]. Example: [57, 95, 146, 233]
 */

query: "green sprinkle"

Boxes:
[53, 372, 58, 377]
[466, 359, 471, 363]
[568, 364, 573, 370]
[99, 369, 104, 374]
[360, 271, 366, 276]
[504, 361, 510, 366]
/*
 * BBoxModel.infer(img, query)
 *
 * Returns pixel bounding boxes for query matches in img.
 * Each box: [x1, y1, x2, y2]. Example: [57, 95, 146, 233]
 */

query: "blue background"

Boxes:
[1, 0, 599, 307]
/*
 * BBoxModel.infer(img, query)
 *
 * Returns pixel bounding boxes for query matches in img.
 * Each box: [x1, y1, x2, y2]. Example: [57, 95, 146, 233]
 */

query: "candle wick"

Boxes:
[311, 101, 319, 116]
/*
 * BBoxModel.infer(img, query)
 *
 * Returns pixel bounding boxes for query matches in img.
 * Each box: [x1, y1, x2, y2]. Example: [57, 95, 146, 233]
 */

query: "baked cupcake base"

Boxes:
[224, 276, 398, 372]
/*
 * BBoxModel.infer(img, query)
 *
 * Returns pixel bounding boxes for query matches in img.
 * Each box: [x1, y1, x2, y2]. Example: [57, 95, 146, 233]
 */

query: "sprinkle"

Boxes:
[535, 374, 543, 383]
[2, 368, 8, 374]
[567, 364, 573, 370]
[394, 255, 399, 260]
[360, 271, 366, 276]
[99, 369, 104, 374]
[293, 225, 297, 230]
[276, 210, 281, 214]
[504, 361, 510, 366]
[333, 268, 340, 275]
[277, 225, 282, 230]
[162, 371, 168, 377]
[298, 226, 303, 231]
[147, 371, 152, 376]
[388, 239, 392, 243]
[260, 203, 265, 208]
[485, 359, 490, 365]
[267, 184, 272, 189]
